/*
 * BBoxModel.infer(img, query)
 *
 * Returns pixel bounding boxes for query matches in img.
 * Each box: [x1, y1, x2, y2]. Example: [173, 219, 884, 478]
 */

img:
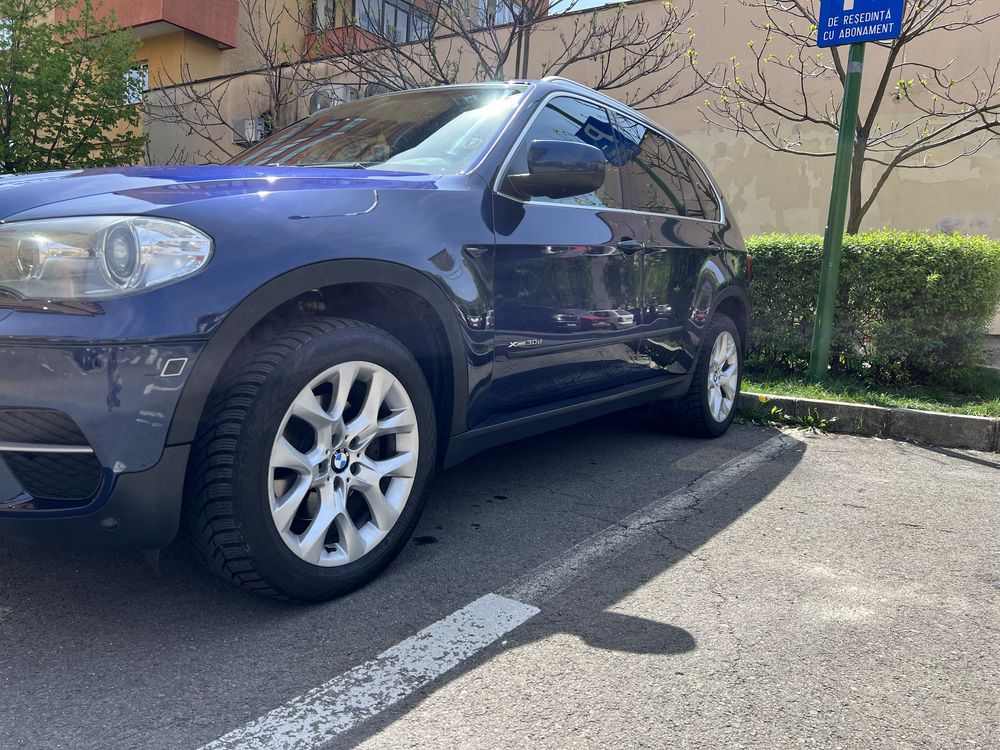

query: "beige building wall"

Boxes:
[139, 32, 226, 88]
[145, 1, 1000, 237]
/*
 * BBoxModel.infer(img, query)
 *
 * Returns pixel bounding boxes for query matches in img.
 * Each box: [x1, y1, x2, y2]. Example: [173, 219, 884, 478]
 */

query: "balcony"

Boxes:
[58, 0, 240, 49]
[305, 25, 385, 59]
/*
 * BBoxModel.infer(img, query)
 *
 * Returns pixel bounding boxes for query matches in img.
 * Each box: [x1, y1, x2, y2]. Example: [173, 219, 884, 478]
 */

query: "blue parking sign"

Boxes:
[818, 0, 904, 48]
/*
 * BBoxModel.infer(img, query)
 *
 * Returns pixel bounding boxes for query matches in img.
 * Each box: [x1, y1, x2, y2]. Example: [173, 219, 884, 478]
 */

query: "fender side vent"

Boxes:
[0, 409, 100, 501]
[1, 452, 103, 501]
[0, 408, 89, 446]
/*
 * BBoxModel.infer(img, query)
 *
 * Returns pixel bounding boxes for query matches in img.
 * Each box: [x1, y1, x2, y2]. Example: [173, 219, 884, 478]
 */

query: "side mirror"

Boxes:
[506, 140, 607, 200]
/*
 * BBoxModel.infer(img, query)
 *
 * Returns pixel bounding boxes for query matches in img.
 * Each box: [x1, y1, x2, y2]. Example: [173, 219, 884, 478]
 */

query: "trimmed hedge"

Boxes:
[746, 230, 1000, 381]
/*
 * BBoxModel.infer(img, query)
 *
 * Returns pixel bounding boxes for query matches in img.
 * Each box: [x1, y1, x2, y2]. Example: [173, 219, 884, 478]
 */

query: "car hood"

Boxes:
[0, 165, 442, 221]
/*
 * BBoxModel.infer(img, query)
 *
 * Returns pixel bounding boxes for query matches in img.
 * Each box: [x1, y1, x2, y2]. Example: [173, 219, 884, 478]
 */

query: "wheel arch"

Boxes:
[711, 286, 752, 355]
[166, 259, 470, 449]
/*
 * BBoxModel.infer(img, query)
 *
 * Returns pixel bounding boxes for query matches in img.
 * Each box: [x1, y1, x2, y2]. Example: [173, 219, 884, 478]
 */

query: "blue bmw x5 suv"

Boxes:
[0, 78, 749, 600]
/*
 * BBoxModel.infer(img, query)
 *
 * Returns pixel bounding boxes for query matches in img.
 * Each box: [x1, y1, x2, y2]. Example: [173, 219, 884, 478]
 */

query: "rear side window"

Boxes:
[676, 148, 721, 221]
[613, 115, 720, 221]
[505, 96, 624, 210]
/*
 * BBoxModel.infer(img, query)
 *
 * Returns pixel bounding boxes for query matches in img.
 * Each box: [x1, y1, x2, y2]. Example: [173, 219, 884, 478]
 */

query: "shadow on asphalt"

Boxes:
[331, 414, 804, 749]
[913, 443, 1000, 470]
[551, 609, 697, 656]
[0, 408, 801, 750]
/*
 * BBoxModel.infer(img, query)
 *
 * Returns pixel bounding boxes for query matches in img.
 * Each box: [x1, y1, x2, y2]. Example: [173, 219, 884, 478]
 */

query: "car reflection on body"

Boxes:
[502, 305, 581, 333]
[576, 311, 612, 330]
[577, 309, 635, 330]
[550, 310, 581, 331]
[588, 309, 635, 329]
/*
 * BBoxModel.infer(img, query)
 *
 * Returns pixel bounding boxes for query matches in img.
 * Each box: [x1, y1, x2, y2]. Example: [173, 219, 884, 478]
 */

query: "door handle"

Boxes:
[617, 239, 645, 256]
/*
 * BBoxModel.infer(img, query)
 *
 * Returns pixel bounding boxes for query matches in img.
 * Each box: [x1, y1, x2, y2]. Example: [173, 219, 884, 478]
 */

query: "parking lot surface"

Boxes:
[0, 412, 996, 750]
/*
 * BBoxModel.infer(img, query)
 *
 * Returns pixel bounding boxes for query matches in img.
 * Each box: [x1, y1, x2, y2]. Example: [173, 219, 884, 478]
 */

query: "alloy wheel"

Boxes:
[267, 361, 419, 567]
[706, 330, 739, 422]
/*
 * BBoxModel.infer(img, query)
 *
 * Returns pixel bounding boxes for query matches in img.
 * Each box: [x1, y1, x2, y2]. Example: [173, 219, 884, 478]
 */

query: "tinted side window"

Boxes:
[613, 116, 685, 216]
[613, 116, 719, 221]
[505, 96, 623, 209]
[676, 148, 720, 221]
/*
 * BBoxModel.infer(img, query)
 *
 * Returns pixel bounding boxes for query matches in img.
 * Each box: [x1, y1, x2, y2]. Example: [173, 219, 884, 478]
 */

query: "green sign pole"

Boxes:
[807, 42, 866, 383]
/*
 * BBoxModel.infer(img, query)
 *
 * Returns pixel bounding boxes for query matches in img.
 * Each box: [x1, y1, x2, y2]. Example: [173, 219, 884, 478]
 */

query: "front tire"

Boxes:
[663, 313, 742, 438]
[184, 318, 436, 601]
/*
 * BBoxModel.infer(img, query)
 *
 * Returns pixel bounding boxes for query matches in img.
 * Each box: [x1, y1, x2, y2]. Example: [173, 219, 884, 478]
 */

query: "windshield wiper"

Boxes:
[0, 287, 24, 302]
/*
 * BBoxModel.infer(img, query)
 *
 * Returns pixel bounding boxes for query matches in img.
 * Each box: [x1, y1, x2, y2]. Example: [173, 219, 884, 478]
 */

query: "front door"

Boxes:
[487, 95, 647, 416]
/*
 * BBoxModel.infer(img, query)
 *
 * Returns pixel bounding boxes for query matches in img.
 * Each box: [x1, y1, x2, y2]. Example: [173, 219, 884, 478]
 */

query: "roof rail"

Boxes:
[539, 75, 633, 110]
[539, 75, 661, 124]
[541, 75, 589, 89]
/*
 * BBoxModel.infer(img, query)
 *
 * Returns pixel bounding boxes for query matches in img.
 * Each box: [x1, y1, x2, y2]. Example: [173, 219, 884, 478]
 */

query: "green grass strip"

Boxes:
[743, 366, 1000, 418]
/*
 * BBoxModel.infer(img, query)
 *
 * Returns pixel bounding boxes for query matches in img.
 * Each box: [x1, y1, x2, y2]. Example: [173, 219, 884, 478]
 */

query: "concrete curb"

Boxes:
[739, 392, 999, 453]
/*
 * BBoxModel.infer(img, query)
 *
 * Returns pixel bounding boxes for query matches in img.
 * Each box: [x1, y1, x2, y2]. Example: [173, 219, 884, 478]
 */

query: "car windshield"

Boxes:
[231, 85, 527, 175]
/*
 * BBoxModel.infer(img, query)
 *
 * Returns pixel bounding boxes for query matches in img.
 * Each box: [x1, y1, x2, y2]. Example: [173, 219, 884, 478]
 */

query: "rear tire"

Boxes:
[183, 318, 436, 601]
[660, 313, 742, 438]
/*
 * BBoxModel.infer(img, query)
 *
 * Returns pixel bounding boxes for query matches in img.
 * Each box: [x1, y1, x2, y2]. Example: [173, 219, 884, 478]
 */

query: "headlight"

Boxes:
[0, 216, 213, 300]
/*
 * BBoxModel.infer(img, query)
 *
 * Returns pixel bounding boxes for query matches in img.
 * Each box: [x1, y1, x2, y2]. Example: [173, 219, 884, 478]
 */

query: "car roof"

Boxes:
[372, 77, 669, 138]
[342, 76, 680, 153]
[495, 77, 665, 135]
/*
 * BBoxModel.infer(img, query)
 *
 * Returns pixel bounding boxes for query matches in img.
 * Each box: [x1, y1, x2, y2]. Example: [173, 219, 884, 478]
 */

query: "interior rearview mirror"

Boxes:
[506, 140, 607, 200]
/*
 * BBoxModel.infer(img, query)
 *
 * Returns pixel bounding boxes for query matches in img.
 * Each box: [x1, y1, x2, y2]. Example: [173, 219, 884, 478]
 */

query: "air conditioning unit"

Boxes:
[308, 84, 360, 114]
[364, 82, 392, 98]
[232, 117, 271, 146]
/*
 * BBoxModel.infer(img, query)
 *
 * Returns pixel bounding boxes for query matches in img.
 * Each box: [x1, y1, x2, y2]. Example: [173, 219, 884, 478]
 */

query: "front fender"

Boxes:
[165, 259, 472, 446]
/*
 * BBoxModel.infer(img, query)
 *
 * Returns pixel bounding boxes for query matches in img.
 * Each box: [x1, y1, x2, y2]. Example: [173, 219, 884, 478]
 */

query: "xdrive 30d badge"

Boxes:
[0, 78, 750, 601]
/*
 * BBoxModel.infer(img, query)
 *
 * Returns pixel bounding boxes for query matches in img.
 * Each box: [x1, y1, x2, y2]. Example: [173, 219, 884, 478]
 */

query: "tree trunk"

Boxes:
[521, 26, 532, 78]
[514, 22, 524, 79]
[846, 136, 867, 235]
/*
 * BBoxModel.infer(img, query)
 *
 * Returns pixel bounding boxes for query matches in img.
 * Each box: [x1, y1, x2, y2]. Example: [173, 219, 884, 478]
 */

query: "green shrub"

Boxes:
[746, 230, 1000, 381]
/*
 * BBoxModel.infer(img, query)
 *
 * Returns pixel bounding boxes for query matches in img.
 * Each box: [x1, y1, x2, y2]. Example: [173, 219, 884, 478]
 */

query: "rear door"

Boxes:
[611, 114, 725, 380]
[487, 95, 647, 416]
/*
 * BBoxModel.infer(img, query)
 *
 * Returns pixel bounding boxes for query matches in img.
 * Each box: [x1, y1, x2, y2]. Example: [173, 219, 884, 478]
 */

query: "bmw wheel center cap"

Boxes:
[332, 450, 350, 472]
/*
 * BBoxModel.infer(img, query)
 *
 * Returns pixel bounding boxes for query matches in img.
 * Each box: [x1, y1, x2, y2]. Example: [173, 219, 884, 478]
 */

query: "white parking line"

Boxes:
[197, 432, 797, 750]
[199, 594, 540, 750]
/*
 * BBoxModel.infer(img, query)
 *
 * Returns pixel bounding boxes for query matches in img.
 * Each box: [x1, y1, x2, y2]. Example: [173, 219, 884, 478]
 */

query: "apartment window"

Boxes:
[382, 1, 409, 41]
[477, 0, 517, 26]
[124, 62, 148, 106]
[412, 11, 429, 39]
[550, 0, 618, 12]
[355, 0, 429, 42]
[314, 0, 336, 28]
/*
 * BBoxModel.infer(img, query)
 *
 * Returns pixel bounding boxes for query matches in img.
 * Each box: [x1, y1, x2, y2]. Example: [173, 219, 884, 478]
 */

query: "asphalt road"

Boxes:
[0, 411, 996, 750]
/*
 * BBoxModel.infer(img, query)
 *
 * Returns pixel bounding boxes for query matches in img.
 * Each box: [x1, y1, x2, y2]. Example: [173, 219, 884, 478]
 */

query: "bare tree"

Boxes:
[314, 0, 707, 110]
[144, 0, 325, 163]
[146, 0, 709, 164]
[701, 0, 1000, 234]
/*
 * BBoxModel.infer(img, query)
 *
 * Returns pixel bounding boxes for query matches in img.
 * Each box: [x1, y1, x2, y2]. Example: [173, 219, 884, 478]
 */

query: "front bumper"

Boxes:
[0, 445, 189, 549]
[0, 335, 205, 549]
